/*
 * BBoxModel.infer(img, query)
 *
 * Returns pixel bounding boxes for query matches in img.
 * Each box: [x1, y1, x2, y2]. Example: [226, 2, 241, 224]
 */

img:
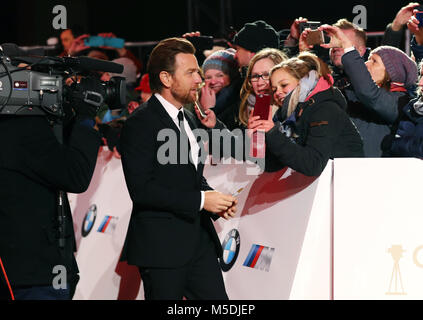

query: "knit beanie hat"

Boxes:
[232, 20, 280, 53]
[371, 46, 418, 87]
[202, 48, 239, 80]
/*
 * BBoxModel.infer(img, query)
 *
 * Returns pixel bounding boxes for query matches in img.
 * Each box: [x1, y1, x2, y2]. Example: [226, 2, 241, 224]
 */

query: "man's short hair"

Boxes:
[333, 18, 367, 47]
[147, 37, 196, 92]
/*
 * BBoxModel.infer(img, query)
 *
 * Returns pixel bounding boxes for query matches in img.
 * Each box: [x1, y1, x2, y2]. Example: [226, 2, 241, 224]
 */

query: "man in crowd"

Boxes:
[231, 20, 280, 68]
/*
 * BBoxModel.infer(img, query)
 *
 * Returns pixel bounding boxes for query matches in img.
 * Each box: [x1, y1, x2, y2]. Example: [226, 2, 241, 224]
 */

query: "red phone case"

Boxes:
[253, 94, 271, 120]
[250, 94, 269, 159]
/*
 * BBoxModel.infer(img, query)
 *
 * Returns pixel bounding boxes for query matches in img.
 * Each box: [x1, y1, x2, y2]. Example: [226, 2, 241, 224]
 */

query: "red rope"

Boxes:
[0, 257, 14, 300]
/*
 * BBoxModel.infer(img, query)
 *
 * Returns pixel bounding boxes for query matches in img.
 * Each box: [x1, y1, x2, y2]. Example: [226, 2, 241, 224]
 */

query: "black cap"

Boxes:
[232, 20, 280, 53]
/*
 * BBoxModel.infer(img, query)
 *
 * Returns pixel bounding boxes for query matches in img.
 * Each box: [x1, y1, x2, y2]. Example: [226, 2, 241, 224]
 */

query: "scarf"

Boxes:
[413, 96, 423, 116]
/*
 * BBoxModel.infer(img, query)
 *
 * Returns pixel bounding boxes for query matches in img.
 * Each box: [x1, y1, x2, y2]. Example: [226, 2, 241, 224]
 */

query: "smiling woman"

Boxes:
[247, 52, 364, 176]
[198, 48, 243, 130]
[238, 48, 288, 128]
[319, 24, 418, 157]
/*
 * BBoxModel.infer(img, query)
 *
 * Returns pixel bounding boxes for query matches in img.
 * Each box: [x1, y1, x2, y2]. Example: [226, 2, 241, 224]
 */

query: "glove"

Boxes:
[71, 77, 104, 121]
[98, 123, 121, 152]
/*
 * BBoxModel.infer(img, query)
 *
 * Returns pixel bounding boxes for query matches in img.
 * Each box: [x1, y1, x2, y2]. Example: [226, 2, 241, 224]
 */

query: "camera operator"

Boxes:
[0, 77, 101, 299]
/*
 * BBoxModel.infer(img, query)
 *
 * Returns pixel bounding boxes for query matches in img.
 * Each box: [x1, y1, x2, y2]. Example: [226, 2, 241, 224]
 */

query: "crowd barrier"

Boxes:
[68, 148, 422, 300]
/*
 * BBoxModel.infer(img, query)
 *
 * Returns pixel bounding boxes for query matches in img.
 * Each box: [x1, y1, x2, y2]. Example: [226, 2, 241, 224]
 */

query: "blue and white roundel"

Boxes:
[220, 229, 240, 272]
[81, 204, 97, 237]
[223, 237, 237, 264]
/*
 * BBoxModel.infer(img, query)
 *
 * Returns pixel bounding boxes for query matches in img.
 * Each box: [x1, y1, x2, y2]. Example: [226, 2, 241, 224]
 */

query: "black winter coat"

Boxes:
[0, 116, 100, 288]
[265, 87, 364, 176]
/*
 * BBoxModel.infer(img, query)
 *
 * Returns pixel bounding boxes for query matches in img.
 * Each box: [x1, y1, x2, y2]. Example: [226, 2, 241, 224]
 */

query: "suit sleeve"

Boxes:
[120, 113, 202, 217]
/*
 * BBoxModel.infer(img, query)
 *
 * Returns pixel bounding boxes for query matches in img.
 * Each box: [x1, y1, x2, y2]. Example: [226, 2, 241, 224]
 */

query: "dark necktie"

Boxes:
[178, 110, 193, 164]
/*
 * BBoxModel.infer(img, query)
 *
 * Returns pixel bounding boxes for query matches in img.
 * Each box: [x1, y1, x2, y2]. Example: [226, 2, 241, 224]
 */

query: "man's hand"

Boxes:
[318, 25, 354, 49]
[407, 11, 423, 45]
[182, 31, 201, 38]
[218, 199, 238, 220]
[203, 190, 236, 214]
[299, 28, 314, 52]
[289, 17, 308, 40]
[392, 2, 420, 31]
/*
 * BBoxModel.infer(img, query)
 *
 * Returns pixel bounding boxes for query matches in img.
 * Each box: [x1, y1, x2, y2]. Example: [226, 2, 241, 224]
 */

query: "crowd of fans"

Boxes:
[56, 2, 423, 175]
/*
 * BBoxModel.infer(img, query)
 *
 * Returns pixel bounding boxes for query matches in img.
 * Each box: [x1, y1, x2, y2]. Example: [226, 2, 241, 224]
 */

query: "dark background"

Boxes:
[0, 1, 413, 46]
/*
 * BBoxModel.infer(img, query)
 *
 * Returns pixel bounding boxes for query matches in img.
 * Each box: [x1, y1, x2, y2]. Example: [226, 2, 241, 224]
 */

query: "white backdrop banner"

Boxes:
[205, 160, 333, 300]
[333, 158, 423, 300]
[69, 149, 333, 300]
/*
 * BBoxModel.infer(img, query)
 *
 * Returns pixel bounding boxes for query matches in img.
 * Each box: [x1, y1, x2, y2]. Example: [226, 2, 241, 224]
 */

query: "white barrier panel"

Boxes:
[68, 148, 143, 300]
[333, 158, 423, 300]
[69, 149, 332, 299]
[206, 160, 333, 300]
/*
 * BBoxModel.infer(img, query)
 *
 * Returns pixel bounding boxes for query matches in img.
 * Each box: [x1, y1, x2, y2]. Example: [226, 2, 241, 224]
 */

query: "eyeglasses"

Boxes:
[249, 73, 270, 82]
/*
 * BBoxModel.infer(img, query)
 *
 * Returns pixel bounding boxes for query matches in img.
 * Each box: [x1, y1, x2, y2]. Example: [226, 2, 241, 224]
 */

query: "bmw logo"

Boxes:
[220, 229, 240, 272]
[81, 204, 97, 237]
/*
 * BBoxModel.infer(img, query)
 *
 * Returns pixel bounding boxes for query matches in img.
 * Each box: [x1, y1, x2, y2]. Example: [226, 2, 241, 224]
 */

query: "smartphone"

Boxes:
[253, 94, 271, 120]
[306, 29, 324, 46]
[195, 102, 207, 118]
[185, 36, 214, 50]
[84, 36, 125, 48]
[84, 36, 104, 47]
[416, 11, 423, 27]
[103, 37, 125, 48]
[299, 21, 321, 34]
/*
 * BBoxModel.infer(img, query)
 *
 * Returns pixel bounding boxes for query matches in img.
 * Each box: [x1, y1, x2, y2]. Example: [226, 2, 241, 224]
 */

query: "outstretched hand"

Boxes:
[393, 2, 420, 31]
[318, 25, 354, 49]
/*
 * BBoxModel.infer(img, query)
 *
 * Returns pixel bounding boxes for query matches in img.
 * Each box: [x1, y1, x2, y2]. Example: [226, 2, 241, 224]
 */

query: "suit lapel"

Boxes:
[151, 96, 202, 174]
[150, 95, 180, 134]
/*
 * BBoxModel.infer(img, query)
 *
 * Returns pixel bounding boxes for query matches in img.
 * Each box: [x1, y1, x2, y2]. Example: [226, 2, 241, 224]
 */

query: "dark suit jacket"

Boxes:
[120, 95, 222, 268]
[0, 116, 101, 287]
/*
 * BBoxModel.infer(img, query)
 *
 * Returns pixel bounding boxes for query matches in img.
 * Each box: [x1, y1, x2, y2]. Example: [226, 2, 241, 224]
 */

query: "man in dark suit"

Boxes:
[0, 96, 101, 299]
[120, 37, 237, 300]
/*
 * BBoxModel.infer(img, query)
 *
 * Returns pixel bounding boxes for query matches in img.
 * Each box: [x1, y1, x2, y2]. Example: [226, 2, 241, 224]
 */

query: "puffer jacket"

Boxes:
[265, 84, 364, 176]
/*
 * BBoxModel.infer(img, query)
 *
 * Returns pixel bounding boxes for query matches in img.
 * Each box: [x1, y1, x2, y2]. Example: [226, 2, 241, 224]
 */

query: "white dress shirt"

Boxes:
[155, 93, 205, 210]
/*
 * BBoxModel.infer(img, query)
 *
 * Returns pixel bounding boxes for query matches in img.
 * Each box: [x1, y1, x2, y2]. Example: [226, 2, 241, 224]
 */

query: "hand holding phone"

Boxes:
[306, 29, 325, 46]
[416, 11, 423, 28]
[84, 35, 125, 48]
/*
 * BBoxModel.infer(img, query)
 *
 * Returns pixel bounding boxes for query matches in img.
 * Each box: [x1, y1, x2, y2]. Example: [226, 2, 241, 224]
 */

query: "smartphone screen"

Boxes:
[253, 94, 271, 120]
[306, 30, 324, 46]
[416, 11, 423, 27]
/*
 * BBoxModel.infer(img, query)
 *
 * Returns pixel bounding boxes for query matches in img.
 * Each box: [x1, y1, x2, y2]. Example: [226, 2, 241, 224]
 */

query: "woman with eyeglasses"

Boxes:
[248, 52, 364, 176]
[238, 48, 288, 128]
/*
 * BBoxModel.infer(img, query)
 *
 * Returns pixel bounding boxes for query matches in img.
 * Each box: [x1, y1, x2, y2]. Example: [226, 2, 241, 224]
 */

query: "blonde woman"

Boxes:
[248, 52, 364, 176]
[238, 48, 288, 128]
